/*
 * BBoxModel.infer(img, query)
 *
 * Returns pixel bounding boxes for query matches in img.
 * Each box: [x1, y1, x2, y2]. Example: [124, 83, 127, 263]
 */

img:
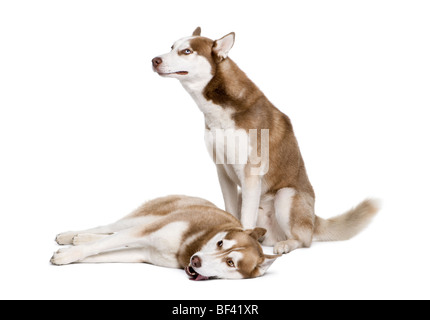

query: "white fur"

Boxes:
[52, 221, 189, 268]
[240, 176, 262, 229]
[202, 106, 236, 130]
[274, 188, 297, 240]
[204, 128, 250, 172]
[80, 248, 152, 263]
[213, 33, 235, 59]
[216, 165, 240, 218]
[55, 215, 163, 245]
[203, 126, 264, 229]
[141, 221, 189, 267]
[221, 238, 237, 251]
[257, 194, 287, 246]
[156, 37, 214, 89]
[198, 231, 228, 254]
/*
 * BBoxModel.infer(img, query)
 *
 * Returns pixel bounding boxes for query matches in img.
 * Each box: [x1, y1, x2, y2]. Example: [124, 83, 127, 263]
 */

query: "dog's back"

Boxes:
[125, 195, 218, 218]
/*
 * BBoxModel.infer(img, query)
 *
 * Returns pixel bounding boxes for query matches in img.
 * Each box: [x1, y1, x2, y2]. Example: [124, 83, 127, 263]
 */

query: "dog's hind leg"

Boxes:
[79, 248, 150, 263]
[71, 233, 110, 245]
[79, 247, 180, 268]
[51, 220, 188, 267]
[55, 216, 157, 245]
[51, 225, 145, 265]
[273, 189, 315, 254]
[55, 222, 126, 245]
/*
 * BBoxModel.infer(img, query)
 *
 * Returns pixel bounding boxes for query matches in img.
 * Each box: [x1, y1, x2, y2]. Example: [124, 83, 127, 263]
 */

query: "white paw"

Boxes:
[274, 241, 290, 255]
[55, 231, 77, 245]
[50, 247, 84, 265]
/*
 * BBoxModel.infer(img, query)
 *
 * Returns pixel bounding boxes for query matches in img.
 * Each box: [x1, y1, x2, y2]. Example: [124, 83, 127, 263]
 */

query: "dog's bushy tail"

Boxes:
[313, 199, 380, 241]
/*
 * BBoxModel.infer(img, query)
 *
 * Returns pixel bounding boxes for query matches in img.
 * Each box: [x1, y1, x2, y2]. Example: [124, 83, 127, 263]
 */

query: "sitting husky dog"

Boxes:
[51, 195, 280, 280]
[152, 28, 379, 254]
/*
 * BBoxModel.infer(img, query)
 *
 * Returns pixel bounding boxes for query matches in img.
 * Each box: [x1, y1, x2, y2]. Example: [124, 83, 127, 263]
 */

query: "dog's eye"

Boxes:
[217, 240, 223, 248]
[183, 49, 192, 55]
[226, 259, 235, 268]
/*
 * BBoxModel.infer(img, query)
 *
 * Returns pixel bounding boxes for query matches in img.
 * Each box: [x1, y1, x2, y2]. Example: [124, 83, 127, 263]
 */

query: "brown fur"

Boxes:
[202, 57, 314, 196]
[127, 195, 216, 217]
[192, 27, 201, 36]
[313, 199, 380, 241]
[189, 37, 217, 75]
[224, 229, 269, 278]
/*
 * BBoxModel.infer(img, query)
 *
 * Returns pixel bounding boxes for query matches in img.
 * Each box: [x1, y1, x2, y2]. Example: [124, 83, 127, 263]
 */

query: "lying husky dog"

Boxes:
[152, 27, 379, 254]
[51, 195, 280, 280]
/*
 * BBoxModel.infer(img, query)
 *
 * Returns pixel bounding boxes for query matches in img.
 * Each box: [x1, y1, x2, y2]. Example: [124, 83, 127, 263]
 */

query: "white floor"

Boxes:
[1, 0, 429, 300]
[2, 195, 427, 300]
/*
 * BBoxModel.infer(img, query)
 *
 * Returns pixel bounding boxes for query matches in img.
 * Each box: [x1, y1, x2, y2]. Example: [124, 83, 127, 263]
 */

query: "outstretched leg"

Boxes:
[273, 189, 315, 254]
[55, 221, 128, 245]
[51, 219, 188, 267]
[80, 247, 180, 268]
[51, 225, 144, 265]
[79, 248, 150, 263]
[55, 216, 159, 245]
[71, 233, 110, 245]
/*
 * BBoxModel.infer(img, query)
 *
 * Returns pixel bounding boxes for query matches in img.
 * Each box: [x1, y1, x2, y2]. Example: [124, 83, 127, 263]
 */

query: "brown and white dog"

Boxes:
[51, 195, 280, 280]
[152, 27, 380, 254]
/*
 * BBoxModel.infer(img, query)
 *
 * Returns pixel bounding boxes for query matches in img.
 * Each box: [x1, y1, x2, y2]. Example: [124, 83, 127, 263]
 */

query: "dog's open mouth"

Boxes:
[158, 71, 189, 76]
[185, 265, 210, 281]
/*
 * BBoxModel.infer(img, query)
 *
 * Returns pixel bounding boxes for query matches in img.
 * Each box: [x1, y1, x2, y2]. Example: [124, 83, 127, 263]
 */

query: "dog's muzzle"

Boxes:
[185, 265, 210, 281]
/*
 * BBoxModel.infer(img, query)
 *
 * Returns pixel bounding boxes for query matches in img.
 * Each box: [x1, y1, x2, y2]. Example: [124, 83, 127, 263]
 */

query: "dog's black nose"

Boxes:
[152, 57, 163, 68]
[191, 255, 202, 268]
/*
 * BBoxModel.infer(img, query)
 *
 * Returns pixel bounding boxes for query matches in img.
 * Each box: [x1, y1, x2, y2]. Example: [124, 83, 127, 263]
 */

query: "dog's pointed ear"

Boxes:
[192, 27, 201, 36]
[213, 32, 235, 60]
[245, 227, 267, 241]
[258, 254, 281, 276]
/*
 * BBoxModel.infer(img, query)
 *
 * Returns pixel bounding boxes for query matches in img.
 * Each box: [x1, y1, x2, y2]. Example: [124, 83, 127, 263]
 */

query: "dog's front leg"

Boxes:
[240, 174, 262, 229]
[216, 165, 240, 218]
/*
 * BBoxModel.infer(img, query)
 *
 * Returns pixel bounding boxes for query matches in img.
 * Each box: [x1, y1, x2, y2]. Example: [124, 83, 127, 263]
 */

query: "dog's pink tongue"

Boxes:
[193, 274, 209, 281]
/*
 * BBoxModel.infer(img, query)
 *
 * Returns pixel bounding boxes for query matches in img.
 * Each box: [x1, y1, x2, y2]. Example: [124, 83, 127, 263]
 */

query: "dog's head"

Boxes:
[152, 27, 234, 87]
[185, 227, 280, 280]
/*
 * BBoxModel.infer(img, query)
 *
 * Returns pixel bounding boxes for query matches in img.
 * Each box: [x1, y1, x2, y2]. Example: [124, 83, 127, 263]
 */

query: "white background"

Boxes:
[1, 0, 429, 300]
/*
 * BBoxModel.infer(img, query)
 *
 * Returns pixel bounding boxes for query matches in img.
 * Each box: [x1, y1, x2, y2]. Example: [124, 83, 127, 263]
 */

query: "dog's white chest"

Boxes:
[203, 104, 235, 130]
[186, 90, 252, 184]
[183, 86, 236, 129]
[204, 127, 250, 186]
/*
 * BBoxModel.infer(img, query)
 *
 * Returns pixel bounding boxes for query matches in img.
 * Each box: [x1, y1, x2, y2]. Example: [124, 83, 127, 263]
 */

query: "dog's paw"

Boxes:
[50, 247, 83, 265]
[273, 241, 291, 255]
[55, 231, 77, 245]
